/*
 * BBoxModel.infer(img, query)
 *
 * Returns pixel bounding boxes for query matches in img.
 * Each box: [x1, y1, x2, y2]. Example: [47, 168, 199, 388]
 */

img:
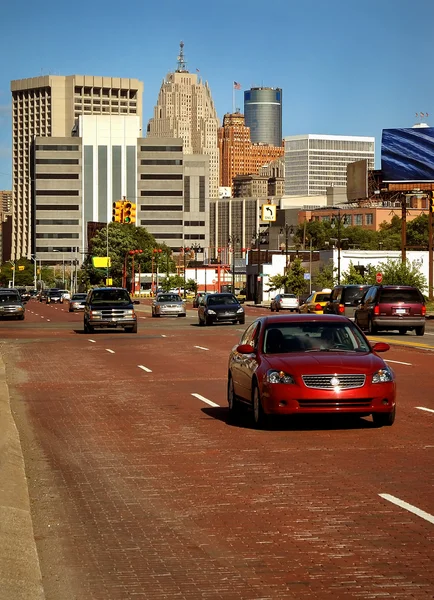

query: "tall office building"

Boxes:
[11, 74, 143, 259]
[244, 87, 282, 147]
[218, 112, 284, 190]
[147, 42, 219, 198]
[284, 134, 375, 196]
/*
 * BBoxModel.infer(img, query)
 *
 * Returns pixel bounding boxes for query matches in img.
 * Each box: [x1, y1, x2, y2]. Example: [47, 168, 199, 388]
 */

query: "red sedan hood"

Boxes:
[263, 352, 386, 374]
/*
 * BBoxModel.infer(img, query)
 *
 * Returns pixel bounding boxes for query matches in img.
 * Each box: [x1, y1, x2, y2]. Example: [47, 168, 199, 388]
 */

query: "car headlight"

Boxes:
[124, 309, 134, 316]
[266, 370, 295, 384]
[372, 367, 394, 383]
[236, 307, 244, 313]
[207, 309, 216, 314]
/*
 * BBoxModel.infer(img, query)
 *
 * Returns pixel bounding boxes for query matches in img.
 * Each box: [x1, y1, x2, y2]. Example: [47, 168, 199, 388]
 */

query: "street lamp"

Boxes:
[330, 209, 349, 284]
[152, 248, 162, 294]
[228, 235, 240, 294]
[53, 250, 65, 287]
[280, 223, 295, 272]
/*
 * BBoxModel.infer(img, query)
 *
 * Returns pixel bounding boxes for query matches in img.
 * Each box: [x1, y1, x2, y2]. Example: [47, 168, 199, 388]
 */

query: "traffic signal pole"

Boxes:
[429, 198, 433, 301]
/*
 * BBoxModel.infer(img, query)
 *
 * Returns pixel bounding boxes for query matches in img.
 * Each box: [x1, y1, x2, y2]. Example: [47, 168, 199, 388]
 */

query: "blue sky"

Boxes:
[1, 0, 434, 189]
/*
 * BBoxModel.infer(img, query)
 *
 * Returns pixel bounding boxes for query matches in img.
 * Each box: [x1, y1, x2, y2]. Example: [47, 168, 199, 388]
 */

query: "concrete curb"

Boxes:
[0, 357, 45, 600]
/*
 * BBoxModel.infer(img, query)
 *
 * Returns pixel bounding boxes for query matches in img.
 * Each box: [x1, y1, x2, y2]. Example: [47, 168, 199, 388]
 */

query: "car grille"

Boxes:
[302, 374, 366, 389]
[298, 398, 372, 408]
[0, 307, 21, 313]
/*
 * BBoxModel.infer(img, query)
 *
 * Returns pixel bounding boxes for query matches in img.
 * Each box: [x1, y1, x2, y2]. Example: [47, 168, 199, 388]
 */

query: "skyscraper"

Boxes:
[11, 74, 143, 259]
[147, 42, 220, 198]
[284, 134, 375, 196]
[218, 112, 284, 190]
[244, 87, 282, 147]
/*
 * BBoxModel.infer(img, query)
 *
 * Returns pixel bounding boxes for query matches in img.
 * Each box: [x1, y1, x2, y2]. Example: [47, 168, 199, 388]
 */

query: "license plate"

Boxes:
[395, 308, 406, 314]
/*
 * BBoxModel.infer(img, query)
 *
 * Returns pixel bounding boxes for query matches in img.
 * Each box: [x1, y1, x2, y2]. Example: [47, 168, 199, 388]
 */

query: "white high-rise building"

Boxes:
[284, 134, 375, 196]
[147, 42, 219, 198]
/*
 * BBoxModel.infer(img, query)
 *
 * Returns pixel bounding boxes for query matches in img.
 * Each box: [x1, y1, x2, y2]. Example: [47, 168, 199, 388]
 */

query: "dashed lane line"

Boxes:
[105, 349, 115, 354]
[385, 359, 412, 366]
[88, 339, 96, 343]
[161, 334, 167, 337]
[194, 345, 209, 351]
[138, 365, 152, 373]
[46, 319, 50, 322]
[191, 393, 220, 408]
[379, 493, 434, 525]
[415, 406, 434, 414]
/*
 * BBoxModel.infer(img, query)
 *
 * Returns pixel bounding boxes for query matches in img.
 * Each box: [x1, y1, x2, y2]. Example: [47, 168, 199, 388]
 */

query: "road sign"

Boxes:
[261, 204, 276, 222]
[376, 272, 383, 284]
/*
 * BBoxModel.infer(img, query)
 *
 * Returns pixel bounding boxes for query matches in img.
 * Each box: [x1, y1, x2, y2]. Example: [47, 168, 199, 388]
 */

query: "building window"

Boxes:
[36, 219, 79, 225]
[140, 159, 183, 166]
[354, 214, 363, 226]
[154, 233, 183, 239]
[140, 204, 183, 211]
[37, 205, 80, 210]
[36, 233, 80, 239]
[184, 221, 205, 226]
[140, 190, 183, 197]
[36, 173, 79, 179]
[35, 190, 80, 196]
[184, 176, 190, 212]
[365, 213, 373, 225]
[36, 158, 79, 165]
[140, 174, 183, 180]
[140, 145, 183, 152]
[35, 145, 79, 151]
[140, 220, 183, 225]
[199, 176, 205, 212]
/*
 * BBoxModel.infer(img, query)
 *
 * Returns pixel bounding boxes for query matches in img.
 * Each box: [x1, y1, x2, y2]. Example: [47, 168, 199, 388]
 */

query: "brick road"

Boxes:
[1, 300, 433, 599]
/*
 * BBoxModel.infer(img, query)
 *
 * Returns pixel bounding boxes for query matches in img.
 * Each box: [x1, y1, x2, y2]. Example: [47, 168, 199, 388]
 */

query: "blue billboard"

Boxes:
[381, 127, 434, 182]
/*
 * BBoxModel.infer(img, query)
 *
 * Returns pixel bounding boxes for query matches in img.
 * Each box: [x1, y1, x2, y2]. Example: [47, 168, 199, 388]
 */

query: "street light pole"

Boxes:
[330, 209, 349, 285]
[190, 243, 203, 291]
[228, 235, 240, 294]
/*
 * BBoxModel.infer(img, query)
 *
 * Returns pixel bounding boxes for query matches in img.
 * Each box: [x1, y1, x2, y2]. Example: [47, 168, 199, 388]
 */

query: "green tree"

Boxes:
[341, 262, 377, 285]
[185, 278, 198, 294]
[159, 275, 184, 292]
[376, 258, 427, 290]
[267, 257, 307, 297]
[312, 260, 335, 290]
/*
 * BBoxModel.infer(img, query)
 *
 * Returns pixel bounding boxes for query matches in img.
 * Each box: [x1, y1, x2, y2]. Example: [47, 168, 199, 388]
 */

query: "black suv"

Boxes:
[354, 285, 426, 336]
[198, 293, 245, 326]
[323, 285, 371, 320]
[83, 287, 140, 333]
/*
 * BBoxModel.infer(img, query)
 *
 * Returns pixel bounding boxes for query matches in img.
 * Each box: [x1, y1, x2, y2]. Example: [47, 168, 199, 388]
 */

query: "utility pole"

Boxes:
[429, 192, 433, 301]
[330, 209, 349, 285]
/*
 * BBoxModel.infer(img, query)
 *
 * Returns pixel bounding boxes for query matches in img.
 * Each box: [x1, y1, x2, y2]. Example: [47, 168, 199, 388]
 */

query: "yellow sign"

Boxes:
[92, 257, 111, 268]
[18, 265, 25, 271]
[105, 278, 113, 286]
[261, 204, 276, 222]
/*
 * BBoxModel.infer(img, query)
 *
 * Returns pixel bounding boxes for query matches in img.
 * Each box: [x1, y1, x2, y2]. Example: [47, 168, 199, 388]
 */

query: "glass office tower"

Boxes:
[244, 87, 282, 147]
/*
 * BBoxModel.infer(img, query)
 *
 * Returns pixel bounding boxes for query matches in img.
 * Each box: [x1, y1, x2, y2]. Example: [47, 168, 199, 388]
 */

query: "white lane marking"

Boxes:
[140, 316, 146, 319]
[105, 349, 115, 354]
[415, 406, 434, 414]
[191, 393, 220, 408]
[138, 365, 152, 373]
[88, 339, 96, 343]
[194, 345, 209, 351]
[46, 319, 50, 322]
[40, 316, 44, 318]
[423, 332, 434, 336]
[379, 493, 434, 525]
[161, 334, 167, 337]
[385, 359, 412, 366]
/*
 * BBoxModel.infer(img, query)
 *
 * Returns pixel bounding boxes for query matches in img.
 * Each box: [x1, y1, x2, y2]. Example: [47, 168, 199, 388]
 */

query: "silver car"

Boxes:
[270, 293, 299, 312]
[152, 293, 186, 317]
[0, 290, 26, 320]
[68, 293, 88, 312]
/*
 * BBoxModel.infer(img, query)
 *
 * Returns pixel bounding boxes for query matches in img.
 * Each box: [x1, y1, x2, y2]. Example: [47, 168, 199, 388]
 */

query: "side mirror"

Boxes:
[134, 300, 140, 305]
[371, 342, 390, 353]
[236, 343, 254, 354]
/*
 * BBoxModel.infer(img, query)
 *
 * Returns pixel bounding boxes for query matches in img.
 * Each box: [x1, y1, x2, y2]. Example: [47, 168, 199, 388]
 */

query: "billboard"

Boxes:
[382, 127, 434, 182]
[347, 159, 368, 200]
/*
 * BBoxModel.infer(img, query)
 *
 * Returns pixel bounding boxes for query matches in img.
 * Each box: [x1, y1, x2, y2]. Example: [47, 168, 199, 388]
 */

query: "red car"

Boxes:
[227, 314, 396, 429]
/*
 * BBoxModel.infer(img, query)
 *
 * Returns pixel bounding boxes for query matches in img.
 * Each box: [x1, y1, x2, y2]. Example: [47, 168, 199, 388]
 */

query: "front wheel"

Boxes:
[415, 325, 425, 336]
[238, 317, 245, 325]
[372, 407, 395, 427]
[252, 384, 268, 429]
[198, 316, 204, 326]
[125, 323, 138, 333]
[205, 316, 213, 326]
[227, 375, 242, 418]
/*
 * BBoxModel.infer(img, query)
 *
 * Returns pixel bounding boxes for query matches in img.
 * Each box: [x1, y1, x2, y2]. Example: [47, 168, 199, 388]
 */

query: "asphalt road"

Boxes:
[1, 299, 433, 600]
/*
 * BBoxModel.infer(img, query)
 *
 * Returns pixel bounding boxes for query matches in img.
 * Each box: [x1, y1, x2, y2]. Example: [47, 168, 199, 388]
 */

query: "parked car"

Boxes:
[193, 292, 206, 308]
[198, 293, 245, 326]
[227, 314, 396, 429]
[299, 290, 332, 314]
[354, 285, 426, 336]
[68, 293, 88, 312]
[270, 293, 299, 312]
[46, 289, 64, 304]
[323, 285, 371, 320]
[152, 293, 186, 317]
[84, 287, 139, 333]
[0, 289, 26, 320]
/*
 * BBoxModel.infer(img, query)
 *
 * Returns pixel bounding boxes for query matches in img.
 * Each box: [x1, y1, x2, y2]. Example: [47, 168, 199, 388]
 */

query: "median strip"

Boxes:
[379, 493, 434, 524]
[191, 393, 220, 408]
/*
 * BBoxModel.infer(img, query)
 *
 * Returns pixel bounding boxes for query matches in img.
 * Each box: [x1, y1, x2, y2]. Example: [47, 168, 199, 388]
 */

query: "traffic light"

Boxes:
[123, 202, 136, 224]
[112, 201, 124, 223]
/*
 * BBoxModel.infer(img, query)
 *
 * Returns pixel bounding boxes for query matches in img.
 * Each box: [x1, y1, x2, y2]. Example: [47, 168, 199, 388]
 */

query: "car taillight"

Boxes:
[315, 303, 322, 311]
[374, 305, 380, 316]
[338, 304, 344, 314]
[422, 306, 426, 316]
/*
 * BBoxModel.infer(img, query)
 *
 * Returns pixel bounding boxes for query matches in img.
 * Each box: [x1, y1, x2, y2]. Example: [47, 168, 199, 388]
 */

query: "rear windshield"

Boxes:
[315, 293, 331, 302]
[342, 287, 369, 304]
[281, 294, 296, 299]
[379, 289, 422, 303]
[91, 290, 131, 305]
[72, 294, 87, 300]
[208, 295, 237, 306]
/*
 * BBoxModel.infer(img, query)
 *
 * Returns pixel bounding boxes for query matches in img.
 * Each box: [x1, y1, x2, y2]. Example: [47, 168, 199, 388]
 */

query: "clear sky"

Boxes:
[1, 0, 433, 190]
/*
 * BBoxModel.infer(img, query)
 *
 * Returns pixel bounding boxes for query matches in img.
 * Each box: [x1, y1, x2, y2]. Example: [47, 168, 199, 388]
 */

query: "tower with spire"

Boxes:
[147, 41, 220, 198]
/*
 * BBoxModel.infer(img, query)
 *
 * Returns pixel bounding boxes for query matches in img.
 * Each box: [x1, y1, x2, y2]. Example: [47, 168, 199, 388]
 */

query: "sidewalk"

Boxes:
[0, 357, 44, 600]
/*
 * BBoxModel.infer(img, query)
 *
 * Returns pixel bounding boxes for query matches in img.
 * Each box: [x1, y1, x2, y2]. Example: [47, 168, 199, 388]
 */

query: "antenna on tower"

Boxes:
[176, 40, 188, 73]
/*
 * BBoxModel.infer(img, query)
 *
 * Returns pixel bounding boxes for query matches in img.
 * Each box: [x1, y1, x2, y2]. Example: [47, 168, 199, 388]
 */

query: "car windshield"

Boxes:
[91, 290, 131, 305]
[0, 294, 20, 303]
[263, 322, 370, 354]
[72, 294, 87, 300]
[158, 294, 181, 302]
[208, 295, 237, 306]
